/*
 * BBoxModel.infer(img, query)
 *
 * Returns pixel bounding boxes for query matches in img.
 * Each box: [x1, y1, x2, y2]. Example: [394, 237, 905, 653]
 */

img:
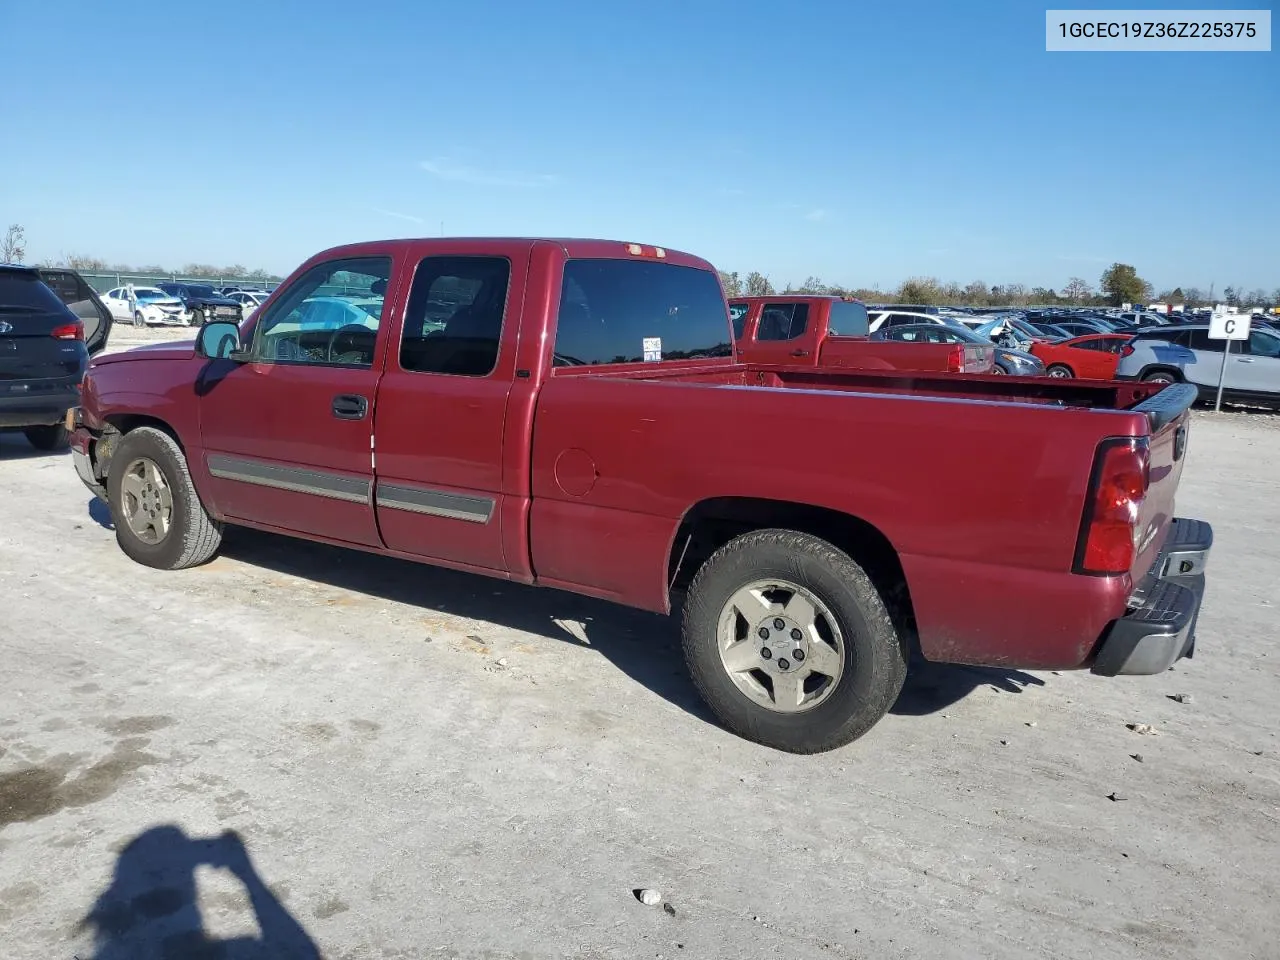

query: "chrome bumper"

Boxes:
[1091, 517, 1212, 677]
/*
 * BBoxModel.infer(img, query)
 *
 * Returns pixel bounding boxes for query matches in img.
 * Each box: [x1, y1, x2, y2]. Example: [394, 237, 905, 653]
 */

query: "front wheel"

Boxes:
[107, 426, 223, 570]
[1046, 364, 1073, 379]
[682, 529, 907, 754]
[189, 308, 205, 327]
[133, 311, 147, 328]
[1142, 370, 1178, 384]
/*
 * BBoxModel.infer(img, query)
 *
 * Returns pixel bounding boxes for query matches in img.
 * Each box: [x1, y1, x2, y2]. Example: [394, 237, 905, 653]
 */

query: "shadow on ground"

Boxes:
[892, 659, 1045, 715]
[213, 527, 1041, 727]
[219, 527, 719, 726]
[78, 825, 319, 959]
[89, 497, 114, 529]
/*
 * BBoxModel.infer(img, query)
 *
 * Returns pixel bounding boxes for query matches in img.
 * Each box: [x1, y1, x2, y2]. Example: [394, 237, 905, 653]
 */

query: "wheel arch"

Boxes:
[1137, 363, 1184, 382]
[92, 414, 187, 482]
[667, 496, 917, 650]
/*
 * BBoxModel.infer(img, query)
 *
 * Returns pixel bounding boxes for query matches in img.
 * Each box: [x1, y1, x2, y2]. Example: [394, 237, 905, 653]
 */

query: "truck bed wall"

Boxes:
[529, 371, 1144, 668]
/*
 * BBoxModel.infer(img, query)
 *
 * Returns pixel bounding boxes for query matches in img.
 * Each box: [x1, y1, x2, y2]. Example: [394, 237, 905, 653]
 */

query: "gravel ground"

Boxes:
[0, 397, 1277, 960]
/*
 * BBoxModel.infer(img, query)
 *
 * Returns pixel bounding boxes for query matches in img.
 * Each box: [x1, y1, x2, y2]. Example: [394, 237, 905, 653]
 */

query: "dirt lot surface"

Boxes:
[1, 387, 1278, 959]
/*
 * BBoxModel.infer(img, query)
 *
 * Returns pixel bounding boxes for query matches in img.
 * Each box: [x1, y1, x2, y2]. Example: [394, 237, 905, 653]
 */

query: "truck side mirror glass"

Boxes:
[197, 321, 241, 360]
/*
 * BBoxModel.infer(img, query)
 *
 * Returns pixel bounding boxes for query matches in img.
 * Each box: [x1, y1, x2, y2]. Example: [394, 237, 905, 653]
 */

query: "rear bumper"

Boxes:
[0, 382, 80, 428]
[1091, 517, 1213, 676]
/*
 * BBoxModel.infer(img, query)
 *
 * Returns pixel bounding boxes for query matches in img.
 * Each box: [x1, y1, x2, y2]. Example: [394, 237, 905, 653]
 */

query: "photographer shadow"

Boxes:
[78, 825, 319, 960]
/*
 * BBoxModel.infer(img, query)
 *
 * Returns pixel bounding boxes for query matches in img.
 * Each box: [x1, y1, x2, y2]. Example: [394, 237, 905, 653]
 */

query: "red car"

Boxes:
[1032, 333, 1131, 380]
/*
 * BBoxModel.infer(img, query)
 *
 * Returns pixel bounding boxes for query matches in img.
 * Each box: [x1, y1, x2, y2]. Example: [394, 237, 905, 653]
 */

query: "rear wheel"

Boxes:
[107, 426, 222, 570]
[682, 529, 907, 754]
[1046, 364, 1073, 379]
[23, 424, 70, 451]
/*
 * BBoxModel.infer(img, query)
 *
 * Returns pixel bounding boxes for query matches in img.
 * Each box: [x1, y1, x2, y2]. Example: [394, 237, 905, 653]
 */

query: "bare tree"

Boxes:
[1062, 277, 1093, 303]
[1, 224, 26, 263]
[744, 271, 774, 297]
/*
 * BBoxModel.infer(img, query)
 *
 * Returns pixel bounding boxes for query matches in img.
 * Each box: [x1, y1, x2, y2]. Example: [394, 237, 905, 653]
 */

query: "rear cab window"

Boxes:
[552, 260, 731, 366]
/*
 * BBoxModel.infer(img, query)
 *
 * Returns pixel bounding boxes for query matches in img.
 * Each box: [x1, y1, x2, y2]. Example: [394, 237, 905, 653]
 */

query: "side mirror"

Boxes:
[197, 320, 243, 360]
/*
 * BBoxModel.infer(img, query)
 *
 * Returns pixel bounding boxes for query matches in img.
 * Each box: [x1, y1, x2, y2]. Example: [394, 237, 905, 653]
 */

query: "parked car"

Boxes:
[225, 290, 270, 318]
[156, 282, 242, 326]
[69, 237, 1211, 754]
[729, 297, 994, 373]
[1031, 333, 1131, 380]
[34, 267, 113, 354]
[1026, 321, 1076, 340]
[102, 285, 192, 327]
[873, 322, 1044, 375]
[1, 264, 110, 450]
[867, 309, 954, 334]
[1117, 323, 1280, 407]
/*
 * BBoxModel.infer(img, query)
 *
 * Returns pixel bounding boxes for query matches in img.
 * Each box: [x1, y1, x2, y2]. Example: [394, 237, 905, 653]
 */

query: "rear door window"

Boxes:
[553, 260, 731, 366]
[757, 303, 809, 341]
[1185, 329, 1225, 353]
[827, 301, 869, 336]
[728, 302, 749, 340]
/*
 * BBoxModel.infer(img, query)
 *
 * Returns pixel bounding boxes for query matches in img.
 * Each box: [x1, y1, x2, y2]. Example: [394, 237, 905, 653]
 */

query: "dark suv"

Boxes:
[1, 265, 112, 450]
[156, 282, 242, 326]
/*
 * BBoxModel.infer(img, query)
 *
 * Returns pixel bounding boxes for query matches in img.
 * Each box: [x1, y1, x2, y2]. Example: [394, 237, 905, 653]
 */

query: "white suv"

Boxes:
[1117, 323, 1280, 408]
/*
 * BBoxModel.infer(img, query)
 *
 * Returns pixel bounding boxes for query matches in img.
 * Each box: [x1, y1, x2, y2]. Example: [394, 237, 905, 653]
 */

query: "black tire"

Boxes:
[189, 308, 205, 327]
[989, 364, 1006, 374]
[682, 529, 908, 754]
[1142, 369, 1178, 384]
[107, 426, 222, 570]
[23, 424, 70, 451]
[133, 311, 146, 328]
[1046, 364, 1073, 379]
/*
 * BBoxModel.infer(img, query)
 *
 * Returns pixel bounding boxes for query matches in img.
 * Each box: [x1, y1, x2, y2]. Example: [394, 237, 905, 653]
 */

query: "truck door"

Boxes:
[196, 254, 403, 547]
[748, 302, 813, 365]
[370, 251, 526, 573]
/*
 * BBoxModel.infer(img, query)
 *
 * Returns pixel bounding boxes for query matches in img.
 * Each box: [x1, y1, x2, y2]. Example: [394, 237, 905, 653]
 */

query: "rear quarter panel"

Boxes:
[529, 374, 1146, 668]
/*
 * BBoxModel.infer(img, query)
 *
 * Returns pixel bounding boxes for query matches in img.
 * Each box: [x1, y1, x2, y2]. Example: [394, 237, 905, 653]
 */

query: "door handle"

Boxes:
[1236, 358, 1255, 363]
[332, 394, 368, 419]
[790, 349, 810, 358]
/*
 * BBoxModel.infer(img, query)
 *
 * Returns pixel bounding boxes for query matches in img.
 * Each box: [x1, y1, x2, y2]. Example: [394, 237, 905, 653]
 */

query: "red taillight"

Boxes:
[1120, 343, 1135, 357]
[1074, 437, 1150, 576]
[946, 344, 964, 372]
[51, 320, 84, 341]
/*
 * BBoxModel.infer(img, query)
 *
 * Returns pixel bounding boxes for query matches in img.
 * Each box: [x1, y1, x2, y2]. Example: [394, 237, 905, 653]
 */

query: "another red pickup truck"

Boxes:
[730, 295, 994, 374]
[69, 238, 1212, 754]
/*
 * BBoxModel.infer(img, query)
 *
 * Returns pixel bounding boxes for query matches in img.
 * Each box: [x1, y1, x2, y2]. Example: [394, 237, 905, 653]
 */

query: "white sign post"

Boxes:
[1208, 311, 1251, 412]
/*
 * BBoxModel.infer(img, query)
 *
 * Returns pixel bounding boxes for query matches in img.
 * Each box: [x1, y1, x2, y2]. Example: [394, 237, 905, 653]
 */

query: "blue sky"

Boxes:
[1, 0, 1275, 292]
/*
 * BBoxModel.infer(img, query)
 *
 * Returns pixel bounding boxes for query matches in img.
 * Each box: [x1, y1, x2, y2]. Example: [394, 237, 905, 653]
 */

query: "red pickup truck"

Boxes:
[69, 238, 1212, 754]
[730, 295, 994, 374]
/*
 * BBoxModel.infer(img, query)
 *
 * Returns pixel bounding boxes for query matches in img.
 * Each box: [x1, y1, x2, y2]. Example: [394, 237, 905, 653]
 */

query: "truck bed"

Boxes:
[533, 362, 1190, 671]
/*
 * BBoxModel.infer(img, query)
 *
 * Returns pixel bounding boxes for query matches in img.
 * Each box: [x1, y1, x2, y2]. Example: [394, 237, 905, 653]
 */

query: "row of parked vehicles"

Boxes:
[98, 282, 274, 327]
[729, 296, 1280, 408]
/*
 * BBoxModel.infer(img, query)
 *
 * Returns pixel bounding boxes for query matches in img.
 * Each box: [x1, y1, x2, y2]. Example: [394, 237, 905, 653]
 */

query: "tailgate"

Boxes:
[0, 309, 83, 380]
[1129, 382, 1197, 580]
